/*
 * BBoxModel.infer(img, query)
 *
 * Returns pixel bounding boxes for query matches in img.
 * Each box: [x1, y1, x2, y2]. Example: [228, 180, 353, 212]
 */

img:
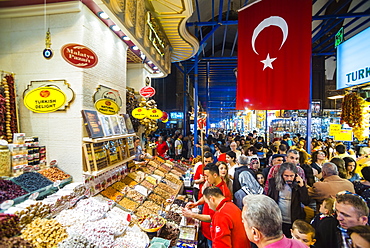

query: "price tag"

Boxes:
[84, 187, 91, 198]
[53, 180, 61, 188]
[116, 195, 123, 202]
[70, 197, 78, 207]
[0, 200, 14, 210]
[29, 192, 39, 200]
[49, 159, 58, 167]
[126, 213, 131, 222]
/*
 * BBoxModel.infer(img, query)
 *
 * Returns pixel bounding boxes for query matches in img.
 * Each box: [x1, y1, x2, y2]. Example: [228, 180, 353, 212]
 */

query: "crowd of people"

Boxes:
[135, 130, 370, 248]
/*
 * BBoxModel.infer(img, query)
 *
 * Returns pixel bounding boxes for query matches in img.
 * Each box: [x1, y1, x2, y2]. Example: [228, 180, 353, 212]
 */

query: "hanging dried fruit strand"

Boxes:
[340, 92, 368, 141]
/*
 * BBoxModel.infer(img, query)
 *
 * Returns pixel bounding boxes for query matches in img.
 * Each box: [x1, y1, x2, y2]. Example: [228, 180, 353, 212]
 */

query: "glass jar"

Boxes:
[0, 145, 11, 176]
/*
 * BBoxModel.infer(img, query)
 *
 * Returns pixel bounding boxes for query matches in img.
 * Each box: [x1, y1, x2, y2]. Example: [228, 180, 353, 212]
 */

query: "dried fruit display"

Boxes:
[148, 193, 166, 205]
[126, 88, 140, 132]
[341, 93, 364, 128]
[158, 221, 180, 246]
[111, 181, 129, 193]
[140, 180, 155, 191]
[135, 206, 155, 217]
[153, 187, 172, 200]
[118, 197, 139, 211]
[341, 93, 370, 141]
[137, 98, 159, 137]
[138, 214, 165, 232]
[122, 176, 138, 187]
[165, 174, 182, 185]
[157, 182, 177, 195]
[142, 200, 161, 212]
[0, 179, 28, 204]
[0, 74, 18, 142]
[38, 167, 70, 182]
[15, 202, 51, 229]
[100, 187, 124, 202]
[0, 213, 20, 239]
[0, 236, 33, 248]
[170, 169, 183, 177]
[21, 218, 68, 248]
[12, 172, 53, 192]
[125, 188, 145, 203]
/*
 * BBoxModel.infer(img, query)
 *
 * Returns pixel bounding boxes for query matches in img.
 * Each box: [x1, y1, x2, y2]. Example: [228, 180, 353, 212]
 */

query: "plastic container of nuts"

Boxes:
[138, 214, 166, 232]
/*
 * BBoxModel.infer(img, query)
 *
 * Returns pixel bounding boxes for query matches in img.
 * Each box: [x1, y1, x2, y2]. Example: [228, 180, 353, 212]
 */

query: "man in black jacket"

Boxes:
[268, 162, 310, 238]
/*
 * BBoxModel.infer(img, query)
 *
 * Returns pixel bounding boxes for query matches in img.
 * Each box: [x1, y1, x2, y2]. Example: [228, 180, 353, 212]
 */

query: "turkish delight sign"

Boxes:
[23, 87, 67, 113]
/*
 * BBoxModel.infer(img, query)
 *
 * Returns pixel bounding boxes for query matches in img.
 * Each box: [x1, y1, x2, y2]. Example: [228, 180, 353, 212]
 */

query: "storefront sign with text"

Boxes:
[95, 99, 120, 115]
[61, 43, 98, 68]
[23, 87, 67, 113]
[132, 107, 147, 119]
[139, 86, 156, 98]
[147, 109, 163, 120]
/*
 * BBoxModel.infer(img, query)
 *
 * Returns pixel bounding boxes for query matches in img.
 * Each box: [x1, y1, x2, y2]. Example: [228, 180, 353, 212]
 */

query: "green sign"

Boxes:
[335, 27, 344, 48]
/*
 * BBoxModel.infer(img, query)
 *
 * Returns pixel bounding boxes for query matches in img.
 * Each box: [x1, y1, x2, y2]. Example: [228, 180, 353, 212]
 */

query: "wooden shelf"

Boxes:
[83, 133, 136, 143]
[83, 156, 135, 177]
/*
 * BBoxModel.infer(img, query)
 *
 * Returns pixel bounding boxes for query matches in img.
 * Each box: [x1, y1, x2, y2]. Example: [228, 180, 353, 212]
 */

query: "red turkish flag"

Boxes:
[236, 0, 312, 110]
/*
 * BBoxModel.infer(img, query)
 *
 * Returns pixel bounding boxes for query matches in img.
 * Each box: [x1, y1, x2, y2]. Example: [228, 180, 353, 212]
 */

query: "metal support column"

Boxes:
[306, 58, 313, 154]
[193, 54, 199, 156]
[206, 62, 210, 136]
[183, 67, 187, 136]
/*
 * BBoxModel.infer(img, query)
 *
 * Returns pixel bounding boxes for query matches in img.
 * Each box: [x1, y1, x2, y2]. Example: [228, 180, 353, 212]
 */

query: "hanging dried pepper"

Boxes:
[340, 92, 364, 128]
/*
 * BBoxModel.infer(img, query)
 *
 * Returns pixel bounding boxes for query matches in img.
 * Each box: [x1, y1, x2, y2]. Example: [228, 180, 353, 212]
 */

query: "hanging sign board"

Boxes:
[139, 86, 156, 98]
[132, 107, 147, 119]
[329, 124, 342, 136]
[61, 43, 98, 68]
[337, 27, 370, 89]
[93, 85, 123, 107]
[94, 99, 120, 115]
[334, 129, 353, 142]
[24, 87, 67, 113]
[147, 109, 163, 120]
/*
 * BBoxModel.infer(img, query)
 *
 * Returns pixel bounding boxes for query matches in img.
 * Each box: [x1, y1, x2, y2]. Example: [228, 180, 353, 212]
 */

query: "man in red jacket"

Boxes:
[183, 163, 232, 248]
[203, 186, 250, 248]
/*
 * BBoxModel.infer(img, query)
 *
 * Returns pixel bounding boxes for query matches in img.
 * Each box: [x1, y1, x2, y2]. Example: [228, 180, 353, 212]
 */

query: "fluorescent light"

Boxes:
[328, 95, 345, 100]
[153, 66, 158, 69]
[132, 46, 139, 50]
[147, 61, 153, 64]
[98, 11, 109, 19]
[110, 25, 120, 32]
[122, 36, 130, 41]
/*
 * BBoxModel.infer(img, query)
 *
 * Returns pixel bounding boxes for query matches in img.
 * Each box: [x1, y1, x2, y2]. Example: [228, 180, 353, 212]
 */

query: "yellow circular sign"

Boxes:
[132, 107, 147, 119]
[23, 87, 67, 113]
[162, 118, 169, 123]
[95, 99, 120, 115]
[147, 109, 163, 120]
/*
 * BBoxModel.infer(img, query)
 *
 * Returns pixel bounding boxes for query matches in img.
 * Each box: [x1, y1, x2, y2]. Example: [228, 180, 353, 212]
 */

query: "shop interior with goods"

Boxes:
[0, 71, 197, 247]
[225, 98, 369, 146]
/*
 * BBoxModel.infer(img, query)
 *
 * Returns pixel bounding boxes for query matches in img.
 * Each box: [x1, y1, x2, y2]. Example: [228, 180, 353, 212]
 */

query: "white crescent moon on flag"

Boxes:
[251, 16, 288, 55]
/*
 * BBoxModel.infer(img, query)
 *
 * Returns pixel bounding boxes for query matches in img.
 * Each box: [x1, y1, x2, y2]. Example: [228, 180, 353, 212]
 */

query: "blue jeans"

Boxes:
[207, 238, 212, 248]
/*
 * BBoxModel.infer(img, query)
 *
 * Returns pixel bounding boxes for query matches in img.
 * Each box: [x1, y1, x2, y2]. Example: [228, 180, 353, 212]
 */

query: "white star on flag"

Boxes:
[260, 53, 277, 70]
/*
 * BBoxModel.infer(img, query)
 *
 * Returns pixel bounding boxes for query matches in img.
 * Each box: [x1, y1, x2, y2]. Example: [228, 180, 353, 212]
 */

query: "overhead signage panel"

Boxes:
[337, 27, 370, 90]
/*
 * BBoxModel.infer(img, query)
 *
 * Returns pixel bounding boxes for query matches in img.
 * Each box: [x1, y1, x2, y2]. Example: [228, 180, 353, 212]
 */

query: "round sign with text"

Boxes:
[147, 108, 163, 120]
[139, 86, 156, 98]
[61, 43, 98, 68]
[95, 99, 120, 115]
[23, 87, 67, 113]
[132, 107, 147, 119]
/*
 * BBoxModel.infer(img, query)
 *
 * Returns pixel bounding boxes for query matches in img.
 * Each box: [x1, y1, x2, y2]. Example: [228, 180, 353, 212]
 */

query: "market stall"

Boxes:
[0, 156, 198, 248]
